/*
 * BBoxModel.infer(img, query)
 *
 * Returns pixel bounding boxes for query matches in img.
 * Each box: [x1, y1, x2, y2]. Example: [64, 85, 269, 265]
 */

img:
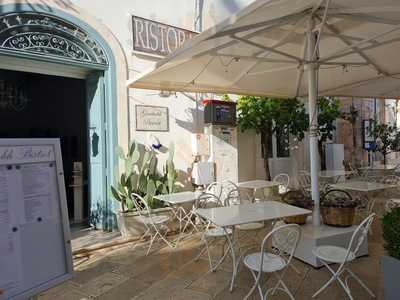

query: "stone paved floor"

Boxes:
[40, 221, 385, 300]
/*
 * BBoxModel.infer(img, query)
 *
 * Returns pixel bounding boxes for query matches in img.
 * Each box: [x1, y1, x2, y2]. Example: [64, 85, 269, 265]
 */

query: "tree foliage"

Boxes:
[316, 97, 342, 143]
[237, 96, 308, 139]
[369, 120, 400, 164]
[237, 96, 342, 174]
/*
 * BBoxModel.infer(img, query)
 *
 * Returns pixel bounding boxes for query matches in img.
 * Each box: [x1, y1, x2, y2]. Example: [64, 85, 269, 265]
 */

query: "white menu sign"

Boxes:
[0, 139, 72, 300]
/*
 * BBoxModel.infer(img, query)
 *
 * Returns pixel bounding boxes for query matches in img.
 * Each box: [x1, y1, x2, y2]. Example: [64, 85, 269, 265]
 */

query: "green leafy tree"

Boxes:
[342, 101, 359, 165]
[237, 96, 341, 177]
[237, 96, 308, 179]
[317, 97, 342, 169]
[369, 120, 400, 165]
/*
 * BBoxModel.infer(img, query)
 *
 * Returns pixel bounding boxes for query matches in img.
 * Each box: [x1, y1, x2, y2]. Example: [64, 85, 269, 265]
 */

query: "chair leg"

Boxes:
[146, 232, 159, 256]
[244, 269, 263, 300]
[345, 268, 376, 298]
[336, 276, 354, 300]
[312, 262, 343, 299]
[279, 279, 295, 300]
[289, 262, 301, 274]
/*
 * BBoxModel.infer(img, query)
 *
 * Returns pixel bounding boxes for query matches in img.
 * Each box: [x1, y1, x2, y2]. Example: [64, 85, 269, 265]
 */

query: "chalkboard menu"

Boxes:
[0, 139, 72, 300]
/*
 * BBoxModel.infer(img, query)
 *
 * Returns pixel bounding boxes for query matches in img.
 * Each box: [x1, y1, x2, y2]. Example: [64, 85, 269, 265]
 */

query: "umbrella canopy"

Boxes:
[128, 0, 400, 226]
[128, 0, 400, 99]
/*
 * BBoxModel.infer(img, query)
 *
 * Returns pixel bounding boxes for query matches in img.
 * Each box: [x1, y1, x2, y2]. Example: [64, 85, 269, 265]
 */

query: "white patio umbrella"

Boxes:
[128, 0, 400, 226]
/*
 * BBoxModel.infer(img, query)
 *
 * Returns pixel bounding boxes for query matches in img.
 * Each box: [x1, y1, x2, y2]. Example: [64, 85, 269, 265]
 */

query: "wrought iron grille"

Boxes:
[0, 12, 108, 66]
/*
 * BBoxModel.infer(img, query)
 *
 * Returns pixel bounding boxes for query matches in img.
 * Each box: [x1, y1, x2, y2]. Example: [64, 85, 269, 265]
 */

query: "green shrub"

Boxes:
[382, 207, 400, 260]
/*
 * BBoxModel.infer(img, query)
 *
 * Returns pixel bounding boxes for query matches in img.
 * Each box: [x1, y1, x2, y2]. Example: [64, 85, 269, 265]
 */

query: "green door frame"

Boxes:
[0, 4, 119, 231]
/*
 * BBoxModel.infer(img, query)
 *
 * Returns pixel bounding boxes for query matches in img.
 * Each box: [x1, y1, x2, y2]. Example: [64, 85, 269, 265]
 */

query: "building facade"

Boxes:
[2, 0, 395, 231]
[0, 0, 259, 230]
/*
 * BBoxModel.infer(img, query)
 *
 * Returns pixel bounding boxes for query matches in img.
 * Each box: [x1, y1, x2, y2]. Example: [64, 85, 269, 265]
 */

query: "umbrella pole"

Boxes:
[306, 18, 321, 226]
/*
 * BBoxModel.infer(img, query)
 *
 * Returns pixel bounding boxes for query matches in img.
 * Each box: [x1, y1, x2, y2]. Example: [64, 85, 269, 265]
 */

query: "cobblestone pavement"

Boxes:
[40, 220, 385, 300]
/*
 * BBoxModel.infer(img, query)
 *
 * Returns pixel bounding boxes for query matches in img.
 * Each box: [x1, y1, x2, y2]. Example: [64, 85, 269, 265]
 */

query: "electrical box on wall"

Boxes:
[203, 99, 236, 126]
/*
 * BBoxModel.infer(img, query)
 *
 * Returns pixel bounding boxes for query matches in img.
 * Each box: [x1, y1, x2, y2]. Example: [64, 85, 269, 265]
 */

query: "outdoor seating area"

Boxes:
[39, 194, 386, 300]
[40, 172, 399, 299]
[3, 1, 400, 300]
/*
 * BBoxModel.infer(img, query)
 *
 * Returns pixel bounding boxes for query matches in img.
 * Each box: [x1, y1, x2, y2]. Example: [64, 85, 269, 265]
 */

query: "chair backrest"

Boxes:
[346, 214, 376, 261]
[259, 224, 301, 272]
[194, 192, 223, 209]
[131, 193, 151, 217]
[223, 187, 253, 206]
[131, 193, 157, 231]
[206, 180, 239, 202]
[273, 173, 290, 193]
[298, 171, 311, 188]
[380, 175, 400, 185]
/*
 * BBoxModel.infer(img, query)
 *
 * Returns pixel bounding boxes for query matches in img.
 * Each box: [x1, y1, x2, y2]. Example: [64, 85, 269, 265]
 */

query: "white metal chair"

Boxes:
[273, 173, 290, 195]
[385, 198, 400, 212]
[243, 223, 301, 300]
[131, 193, 176, 256]
[312, 213, 376, 300]
[380, 175, 400, 198]
[206, 180, 238, 201]
[223, 188, 265, 251]
[193, 192, 233, 272]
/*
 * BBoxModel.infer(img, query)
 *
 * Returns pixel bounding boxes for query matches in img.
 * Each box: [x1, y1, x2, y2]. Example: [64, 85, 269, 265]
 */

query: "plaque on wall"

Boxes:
[135, 105, 169, 131]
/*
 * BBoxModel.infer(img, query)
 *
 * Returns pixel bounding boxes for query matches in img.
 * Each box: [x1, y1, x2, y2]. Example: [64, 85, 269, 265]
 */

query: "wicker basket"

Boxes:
[321, 206, 355, 227]
[283, 214, 308, 225]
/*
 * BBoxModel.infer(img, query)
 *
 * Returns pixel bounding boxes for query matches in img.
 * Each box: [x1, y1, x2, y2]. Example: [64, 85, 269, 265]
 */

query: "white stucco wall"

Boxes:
[64, 0, 255, 188]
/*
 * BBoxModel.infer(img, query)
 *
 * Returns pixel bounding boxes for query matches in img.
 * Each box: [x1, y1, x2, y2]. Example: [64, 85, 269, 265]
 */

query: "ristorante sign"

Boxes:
[132, 16, 197, 57]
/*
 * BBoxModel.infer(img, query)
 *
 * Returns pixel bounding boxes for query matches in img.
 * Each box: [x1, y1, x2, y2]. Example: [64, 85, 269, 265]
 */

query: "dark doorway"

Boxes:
[0, 69, 88, 222]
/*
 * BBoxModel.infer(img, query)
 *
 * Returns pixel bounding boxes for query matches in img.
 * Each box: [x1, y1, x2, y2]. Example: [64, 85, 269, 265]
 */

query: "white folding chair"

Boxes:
[273, 173, 290, 195]
[223, 188, 265, 252]
[131, 193, 176, 256]
[206, 180, 238, 201]
[380, 175, 400, 198]
[312, 214, 376, 300]
[243, 223, 301, 300]
[193, 192, 233, 272]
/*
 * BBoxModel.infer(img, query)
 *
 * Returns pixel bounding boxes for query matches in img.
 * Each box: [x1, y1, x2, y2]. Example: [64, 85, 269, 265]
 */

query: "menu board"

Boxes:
[0, 139, 73, 300]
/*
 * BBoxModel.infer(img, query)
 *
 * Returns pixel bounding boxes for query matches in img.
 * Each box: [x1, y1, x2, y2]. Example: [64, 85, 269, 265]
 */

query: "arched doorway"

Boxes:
[0, 7, 118, 231]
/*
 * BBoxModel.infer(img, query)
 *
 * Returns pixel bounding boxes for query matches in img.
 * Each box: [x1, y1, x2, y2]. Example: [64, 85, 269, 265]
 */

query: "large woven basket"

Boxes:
[283, 214, 308, 225]
[321, 206, 355, 227]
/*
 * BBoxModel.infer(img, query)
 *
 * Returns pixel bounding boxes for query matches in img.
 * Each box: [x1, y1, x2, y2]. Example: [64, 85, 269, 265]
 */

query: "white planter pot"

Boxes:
[381, 255, 400, 300]
[117, 207, 174, 239]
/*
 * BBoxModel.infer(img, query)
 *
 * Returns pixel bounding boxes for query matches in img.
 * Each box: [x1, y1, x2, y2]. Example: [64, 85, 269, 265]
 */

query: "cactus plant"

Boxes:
[111, 140, 179, 211]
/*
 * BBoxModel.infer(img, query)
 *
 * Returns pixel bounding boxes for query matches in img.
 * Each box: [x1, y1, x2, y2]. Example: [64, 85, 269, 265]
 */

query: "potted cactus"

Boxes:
[111, 140, 180, 238]
[381, 207, 400, 299]
[321, 189, 357, 227]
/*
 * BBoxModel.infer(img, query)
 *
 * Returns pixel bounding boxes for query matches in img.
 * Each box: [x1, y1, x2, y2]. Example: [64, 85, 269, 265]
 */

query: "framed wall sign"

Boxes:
[135, 105, 169, 131]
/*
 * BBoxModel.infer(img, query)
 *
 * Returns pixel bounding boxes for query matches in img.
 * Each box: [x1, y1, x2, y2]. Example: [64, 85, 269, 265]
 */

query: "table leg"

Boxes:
[221, 226, 237, 292]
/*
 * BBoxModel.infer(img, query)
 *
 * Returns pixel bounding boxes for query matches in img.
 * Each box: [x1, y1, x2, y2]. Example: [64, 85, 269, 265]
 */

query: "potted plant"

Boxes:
[111, 140, 180, 238]
[381, 207, 400, 299]
[321, 189, 357, 227]
[282, 190, 313, 225]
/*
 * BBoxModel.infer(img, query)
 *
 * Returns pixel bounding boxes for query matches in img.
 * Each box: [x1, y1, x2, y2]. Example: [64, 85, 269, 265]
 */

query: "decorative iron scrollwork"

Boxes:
[0, 12, 108, 66]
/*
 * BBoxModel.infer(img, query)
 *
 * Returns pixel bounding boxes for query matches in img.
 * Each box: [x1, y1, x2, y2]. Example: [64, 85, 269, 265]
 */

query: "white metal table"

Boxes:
[330, 181, 396, 193]
[319, 170, 353, 181]
[359, 164, 398, 177]
[304, 170, 353, 183]
[196, 201, 311, 291]
[154, 191, 202, 232]
[238, 180, 280, 200]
